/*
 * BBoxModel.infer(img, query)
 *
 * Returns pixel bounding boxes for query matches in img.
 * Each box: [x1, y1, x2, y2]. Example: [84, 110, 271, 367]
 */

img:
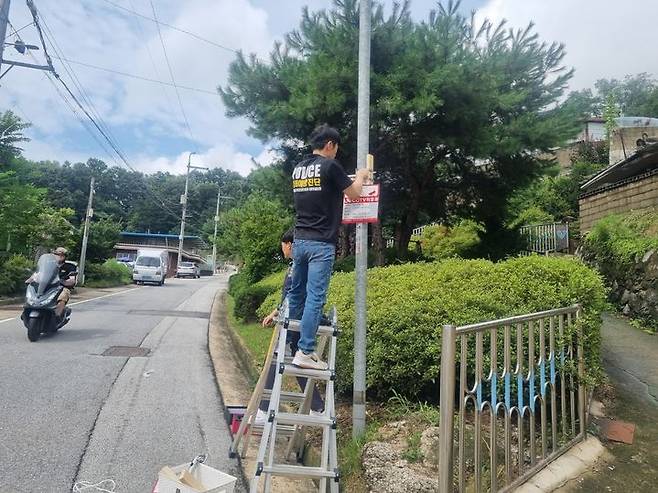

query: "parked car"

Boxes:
[176, 261, 200, 279]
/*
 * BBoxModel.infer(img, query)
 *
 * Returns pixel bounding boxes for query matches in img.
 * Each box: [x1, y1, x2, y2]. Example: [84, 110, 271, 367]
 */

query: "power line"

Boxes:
[149, 0, 195, 143]
[100, 0, 240, 56]
[47, 54, 219, 96]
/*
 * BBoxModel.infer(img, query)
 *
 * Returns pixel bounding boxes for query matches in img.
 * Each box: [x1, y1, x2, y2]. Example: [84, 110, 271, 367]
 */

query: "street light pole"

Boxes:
[353, 0, 371, 438]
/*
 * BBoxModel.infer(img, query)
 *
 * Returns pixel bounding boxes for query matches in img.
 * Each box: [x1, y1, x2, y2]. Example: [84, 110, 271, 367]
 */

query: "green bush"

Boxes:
[232, 268, 287, 321]
[258, 256, 606, 398]
[418, 220, 485, 260]
[582, 211, 658, 279]
[85, 259, 131, 287]
[0, 255, 33, 296]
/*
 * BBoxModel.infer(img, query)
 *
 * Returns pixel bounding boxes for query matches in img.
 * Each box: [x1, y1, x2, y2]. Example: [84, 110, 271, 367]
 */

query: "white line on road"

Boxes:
[0, 286, 140, 324]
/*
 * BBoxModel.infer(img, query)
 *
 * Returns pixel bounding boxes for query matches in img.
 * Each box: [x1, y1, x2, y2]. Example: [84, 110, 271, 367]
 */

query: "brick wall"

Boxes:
[579, 173, 658, 232]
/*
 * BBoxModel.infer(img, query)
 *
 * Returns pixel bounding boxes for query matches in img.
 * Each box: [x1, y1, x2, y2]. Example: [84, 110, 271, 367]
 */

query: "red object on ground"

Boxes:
[599, 418, 636, 444]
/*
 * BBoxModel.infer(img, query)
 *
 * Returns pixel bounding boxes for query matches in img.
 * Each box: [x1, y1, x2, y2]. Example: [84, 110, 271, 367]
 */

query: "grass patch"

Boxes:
[338, 420, 381, 493]
[227, 295, 274, 373]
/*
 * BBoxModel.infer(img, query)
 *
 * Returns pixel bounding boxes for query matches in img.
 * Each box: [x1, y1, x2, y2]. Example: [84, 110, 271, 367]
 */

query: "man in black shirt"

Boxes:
[288, 124, 369, 370]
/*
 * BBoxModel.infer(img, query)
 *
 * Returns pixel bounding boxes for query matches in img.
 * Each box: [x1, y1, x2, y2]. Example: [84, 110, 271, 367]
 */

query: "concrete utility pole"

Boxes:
[212, 188, 221, 274]
[78, 176, 95, 285]
[177, 152, 207, 270]
[0, 0, 11, 72]
[353, 0, 371, 438]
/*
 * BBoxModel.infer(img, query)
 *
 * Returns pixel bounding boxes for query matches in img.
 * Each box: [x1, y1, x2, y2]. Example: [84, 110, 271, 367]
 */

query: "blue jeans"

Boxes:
[288, 239, 335, 354]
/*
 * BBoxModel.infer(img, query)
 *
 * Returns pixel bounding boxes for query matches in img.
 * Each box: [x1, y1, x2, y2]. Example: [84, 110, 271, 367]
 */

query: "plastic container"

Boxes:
[153, 463, 237, 493]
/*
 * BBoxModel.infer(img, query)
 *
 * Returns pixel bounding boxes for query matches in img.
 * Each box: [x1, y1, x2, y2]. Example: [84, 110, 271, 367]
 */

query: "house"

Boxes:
[551, 118, 606, 173]
[113, 231, 207, 277]
[579, 141, 658, 233]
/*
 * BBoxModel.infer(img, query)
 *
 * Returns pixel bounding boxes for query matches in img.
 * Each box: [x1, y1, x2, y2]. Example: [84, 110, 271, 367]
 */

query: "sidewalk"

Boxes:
[558, 313, 658, 492]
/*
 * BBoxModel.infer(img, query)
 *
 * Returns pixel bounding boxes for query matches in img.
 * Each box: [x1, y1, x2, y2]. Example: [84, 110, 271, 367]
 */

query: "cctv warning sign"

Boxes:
[342, 184, 380, 224]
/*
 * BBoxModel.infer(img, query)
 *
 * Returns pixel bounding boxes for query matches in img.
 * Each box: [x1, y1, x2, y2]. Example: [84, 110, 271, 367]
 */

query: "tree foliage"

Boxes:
[221, 0, 581, 256]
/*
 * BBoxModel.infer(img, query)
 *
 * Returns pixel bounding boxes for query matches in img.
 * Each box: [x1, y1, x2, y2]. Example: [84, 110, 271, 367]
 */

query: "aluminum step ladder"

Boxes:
[249, 304, 339, 493]
[228, 316, 331, 462]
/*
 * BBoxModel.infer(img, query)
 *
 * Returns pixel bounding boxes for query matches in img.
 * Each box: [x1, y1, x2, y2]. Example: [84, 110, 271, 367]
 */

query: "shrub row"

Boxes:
[85, 259, 132, 287]
[258, 255, 607, 397]
[231, 268, 287, 321]
[0, 255, 33, 296]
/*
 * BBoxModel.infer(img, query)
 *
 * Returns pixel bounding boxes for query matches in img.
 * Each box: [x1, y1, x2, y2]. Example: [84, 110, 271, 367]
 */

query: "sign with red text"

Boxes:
[342, 184, 380, 224]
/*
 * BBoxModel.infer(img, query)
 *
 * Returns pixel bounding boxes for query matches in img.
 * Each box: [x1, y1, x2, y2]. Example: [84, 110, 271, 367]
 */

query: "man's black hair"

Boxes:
[281, 227, 294, 244]
[309, 124, 341, 150]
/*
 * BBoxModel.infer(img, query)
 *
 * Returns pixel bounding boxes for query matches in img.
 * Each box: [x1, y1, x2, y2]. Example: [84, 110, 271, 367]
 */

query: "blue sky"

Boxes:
[1, 0, 657, 176]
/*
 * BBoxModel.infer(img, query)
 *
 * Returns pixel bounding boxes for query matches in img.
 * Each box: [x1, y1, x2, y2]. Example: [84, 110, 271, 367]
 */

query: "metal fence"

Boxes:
[438, 305, 586, 492]
[519, 222, 570, 254]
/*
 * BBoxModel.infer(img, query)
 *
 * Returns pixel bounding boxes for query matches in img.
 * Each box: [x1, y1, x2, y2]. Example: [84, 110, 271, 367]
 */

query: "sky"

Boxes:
[1, 0, 657, 177]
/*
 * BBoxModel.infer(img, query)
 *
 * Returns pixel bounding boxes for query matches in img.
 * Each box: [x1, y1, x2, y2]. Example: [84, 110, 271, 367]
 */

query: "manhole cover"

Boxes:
[101, 346, 150, 357]
[128, 309, 210, 319]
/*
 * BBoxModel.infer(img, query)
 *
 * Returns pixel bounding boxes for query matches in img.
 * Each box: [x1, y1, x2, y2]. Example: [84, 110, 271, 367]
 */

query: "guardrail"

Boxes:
[438, 305, 586, 492]
[519, 222, 570, 254]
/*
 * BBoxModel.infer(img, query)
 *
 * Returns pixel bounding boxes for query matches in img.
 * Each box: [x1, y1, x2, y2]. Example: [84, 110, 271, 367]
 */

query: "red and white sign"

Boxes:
[342, 184, 380, 224]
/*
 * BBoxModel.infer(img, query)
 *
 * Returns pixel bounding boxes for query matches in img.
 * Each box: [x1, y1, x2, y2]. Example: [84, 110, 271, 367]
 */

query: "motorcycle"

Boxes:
[21, 253, 73, 342]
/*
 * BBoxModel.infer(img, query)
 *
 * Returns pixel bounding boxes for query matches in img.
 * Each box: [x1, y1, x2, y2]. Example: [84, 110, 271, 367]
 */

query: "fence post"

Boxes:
[576, 305, 587, 437]
[439, 324, 457, 492]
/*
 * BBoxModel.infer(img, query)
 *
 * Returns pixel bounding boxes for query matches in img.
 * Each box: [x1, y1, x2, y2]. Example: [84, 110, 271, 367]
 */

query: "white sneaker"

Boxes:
[310, 409, 324, 417]
[254, 408, 267, 425]
[292, 350, 329, 371]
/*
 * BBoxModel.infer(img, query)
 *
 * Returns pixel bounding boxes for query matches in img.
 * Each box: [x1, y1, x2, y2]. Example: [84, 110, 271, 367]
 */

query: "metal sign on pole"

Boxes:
[353, 0, 371, 438]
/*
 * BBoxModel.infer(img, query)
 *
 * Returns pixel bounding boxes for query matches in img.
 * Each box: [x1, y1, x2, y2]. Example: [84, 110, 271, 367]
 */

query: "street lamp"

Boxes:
[177, 152, 208, 270]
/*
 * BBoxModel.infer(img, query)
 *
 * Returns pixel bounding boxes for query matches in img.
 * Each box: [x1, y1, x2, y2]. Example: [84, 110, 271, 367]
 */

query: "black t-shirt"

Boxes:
[58, 261, 77, 284]
[292, 154, 352, 244]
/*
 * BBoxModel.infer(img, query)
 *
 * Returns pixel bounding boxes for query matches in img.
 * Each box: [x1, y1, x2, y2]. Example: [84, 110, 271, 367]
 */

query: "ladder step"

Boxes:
[284, 320, 338, 336]
[282, 364, 335, 381]
[261, 464, 338, 480]
[250, 423, 296, 434]
[276, 412, 335, 427]
[262, 390, 306, 403]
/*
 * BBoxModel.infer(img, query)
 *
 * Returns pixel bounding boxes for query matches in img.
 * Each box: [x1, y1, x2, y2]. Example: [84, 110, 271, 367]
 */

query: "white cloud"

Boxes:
[0, 0, 276, 173]
[476, 0, 658, 91]
[134, 144, 279, 177]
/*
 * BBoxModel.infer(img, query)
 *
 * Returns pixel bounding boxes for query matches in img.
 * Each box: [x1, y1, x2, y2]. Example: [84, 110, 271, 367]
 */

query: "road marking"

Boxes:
[0, 286, 140, 324]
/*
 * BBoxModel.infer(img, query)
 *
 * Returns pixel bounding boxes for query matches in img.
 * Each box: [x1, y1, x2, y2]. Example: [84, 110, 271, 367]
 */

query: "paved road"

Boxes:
[0, 275, 243, 493]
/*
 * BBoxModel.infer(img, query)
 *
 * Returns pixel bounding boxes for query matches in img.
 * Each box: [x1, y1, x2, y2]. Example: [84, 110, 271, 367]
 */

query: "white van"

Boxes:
[132, 249, 168, 285]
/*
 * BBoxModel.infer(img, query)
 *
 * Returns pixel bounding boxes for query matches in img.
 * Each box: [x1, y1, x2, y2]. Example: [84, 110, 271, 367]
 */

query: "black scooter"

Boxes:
[21, 253, 72, 342]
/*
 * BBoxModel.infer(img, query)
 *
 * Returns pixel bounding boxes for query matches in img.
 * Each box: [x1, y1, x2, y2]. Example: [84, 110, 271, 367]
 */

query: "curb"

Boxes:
[516, 435, 611, 492]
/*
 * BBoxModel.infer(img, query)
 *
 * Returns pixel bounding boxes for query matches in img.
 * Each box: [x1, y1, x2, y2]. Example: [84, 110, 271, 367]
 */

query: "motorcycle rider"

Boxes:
[26, 247, 77, 318]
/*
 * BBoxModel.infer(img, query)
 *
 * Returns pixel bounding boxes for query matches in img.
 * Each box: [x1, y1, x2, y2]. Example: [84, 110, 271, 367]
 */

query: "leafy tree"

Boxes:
[220, 0, 581, 256]
[70, 216, 122, 264]
[216, 194, 293, 282]
[0, 110, 30, 166]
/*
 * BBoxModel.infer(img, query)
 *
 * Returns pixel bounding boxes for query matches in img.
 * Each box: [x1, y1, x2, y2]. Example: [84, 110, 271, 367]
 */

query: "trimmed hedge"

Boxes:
[258, 255, 607, 397]
[85, 259, 131, 287]
[0, 255, 32, 296]
[231, 268, 287, 321]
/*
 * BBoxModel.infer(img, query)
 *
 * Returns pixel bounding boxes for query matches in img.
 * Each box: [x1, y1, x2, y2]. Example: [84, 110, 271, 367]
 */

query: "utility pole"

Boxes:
[353, 0, 371, 438]
[177, 152, 207, 270]
[0, 0, 11, 72]
[212, 188, 221, 274]
[78, 176, 95, 285]
[211, 187, 233, 274]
